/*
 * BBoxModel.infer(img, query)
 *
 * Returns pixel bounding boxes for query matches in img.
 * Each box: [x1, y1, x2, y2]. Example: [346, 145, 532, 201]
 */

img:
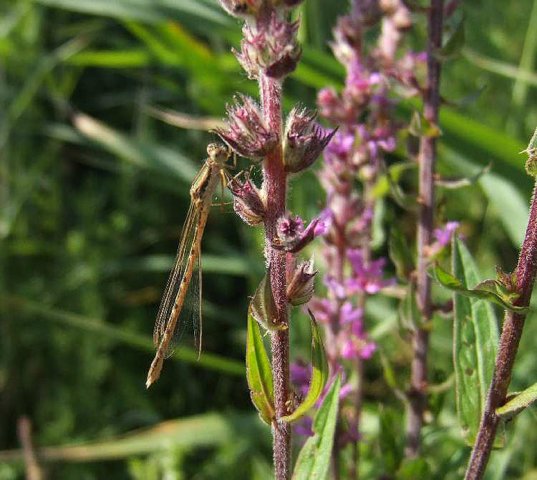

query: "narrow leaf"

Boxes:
[434, 264, 527, 313]
[292, 376, 341, 480]
[398, 284, 421, 332]
[452, 238, 500, 445]
[435, 16, 465, 61]
[480, 173, 529, 247]
[72, 112, 198, 183]
[435, 163, 492, 189]
[36, 0, 228, 27]
[282, 311, 328, 423]
[379, 407, 404, 473]
[389, 227, 414, 280]
[67, 49, 151, 68]
[496, 383, 537, 420]
[246, 313, 275, 425]
[0, 413, 263, 463]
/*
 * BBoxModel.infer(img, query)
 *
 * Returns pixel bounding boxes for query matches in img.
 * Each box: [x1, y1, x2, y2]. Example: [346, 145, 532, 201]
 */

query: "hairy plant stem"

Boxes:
[406, 0, 444, 457]
[465, 181, 537, 479]
[259, 74, 290, 480]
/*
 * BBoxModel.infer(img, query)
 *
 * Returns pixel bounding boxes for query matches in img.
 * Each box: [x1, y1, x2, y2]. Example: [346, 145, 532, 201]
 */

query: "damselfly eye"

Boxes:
[234, 3, 249, 13]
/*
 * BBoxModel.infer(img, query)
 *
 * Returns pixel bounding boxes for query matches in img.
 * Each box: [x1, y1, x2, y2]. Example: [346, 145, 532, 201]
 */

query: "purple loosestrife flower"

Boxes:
[275, 211, 331, 253]
[217, 95, 278, 160]
[346, 249, 395, 294]
[309, 0, 416, 455]
[234, 12, 301, 79]
[376, 0, 411, 64]
[434, 221, 460, 247]
[283, 107, 337, 174]
[425, 221, 460, 258]
[338, 302, 376, 360]
[228, 172, 266, 226]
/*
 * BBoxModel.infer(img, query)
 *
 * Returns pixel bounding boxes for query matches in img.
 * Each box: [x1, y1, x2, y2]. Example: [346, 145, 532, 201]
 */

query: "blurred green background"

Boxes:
[2, 0, 537, 478]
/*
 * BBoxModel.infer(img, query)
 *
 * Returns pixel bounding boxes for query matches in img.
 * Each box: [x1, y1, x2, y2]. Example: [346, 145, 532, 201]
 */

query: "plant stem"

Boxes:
[465, 181, 537, 479]
[259, 74, 290, 480]
[406, 0, 444, 457]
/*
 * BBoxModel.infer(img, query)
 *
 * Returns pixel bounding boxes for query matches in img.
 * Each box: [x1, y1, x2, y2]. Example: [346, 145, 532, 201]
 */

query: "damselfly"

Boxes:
[146, 143, 232, 388]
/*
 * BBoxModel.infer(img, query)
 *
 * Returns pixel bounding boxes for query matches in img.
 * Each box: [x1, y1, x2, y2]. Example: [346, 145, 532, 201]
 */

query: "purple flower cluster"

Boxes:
[291, 0, 418, 444]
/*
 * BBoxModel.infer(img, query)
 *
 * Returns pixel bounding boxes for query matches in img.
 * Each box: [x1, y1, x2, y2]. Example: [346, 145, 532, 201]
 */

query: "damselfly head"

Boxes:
[207, 142, 231, 166]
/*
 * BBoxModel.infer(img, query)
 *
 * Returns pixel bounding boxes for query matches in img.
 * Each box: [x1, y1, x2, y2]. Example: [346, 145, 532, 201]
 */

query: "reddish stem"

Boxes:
[260, 74, 290, 480]
[465, 182, 537, 479]
[406, 0, 444, 457]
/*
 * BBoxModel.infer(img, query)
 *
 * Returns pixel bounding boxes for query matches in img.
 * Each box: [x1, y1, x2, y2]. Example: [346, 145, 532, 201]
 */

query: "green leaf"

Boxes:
[441, 148, 530, 247]
[398, 284, 422, 332]
[407, 110, 441, 138]
[67, 49, 151, 68]
[246, 313, 275, 425]
[451, 238, 501, 446]
[389, 228, 414, 280]
[463, 48, 537, 89]
[0, 413, 264, 463]
[282, 311, 328, 423]
[434, 264, 527, 313]
[104, 253, 261, 277]
[480, 173, 529, 247]
[379, 349, 399, 390]
[435, 163, 492, 189]
[378, 163, 418, 211]
[496, 383, 537, 420]
[403, 101, 532, 195]
[379, 407, 404, 474]
[72, 112, 198, 183]
[435, 16, 465, 61]
[36, 0, 229, 27]
[396, 458, 431, 479]
[292, 376, 341, 480]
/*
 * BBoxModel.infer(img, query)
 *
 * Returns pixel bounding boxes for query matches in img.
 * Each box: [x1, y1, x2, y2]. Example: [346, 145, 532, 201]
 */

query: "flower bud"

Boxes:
[250, 268, 285, 331]
[287, 259, 317, 306]
[275, 211, 331, 253]
[228, 172, 266, 226]
[283, 107, 337, 174]
[523, 127, 537, 177]
[234, 13, 301, 79]
[216, 95, 278, 161]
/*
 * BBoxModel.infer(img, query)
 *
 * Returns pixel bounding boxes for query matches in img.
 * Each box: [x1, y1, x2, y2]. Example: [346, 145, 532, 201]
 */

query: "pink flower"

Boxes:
[276, 211, 332, 253]
[434, 221, 459, 247]
[346, 249, 394, 294]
